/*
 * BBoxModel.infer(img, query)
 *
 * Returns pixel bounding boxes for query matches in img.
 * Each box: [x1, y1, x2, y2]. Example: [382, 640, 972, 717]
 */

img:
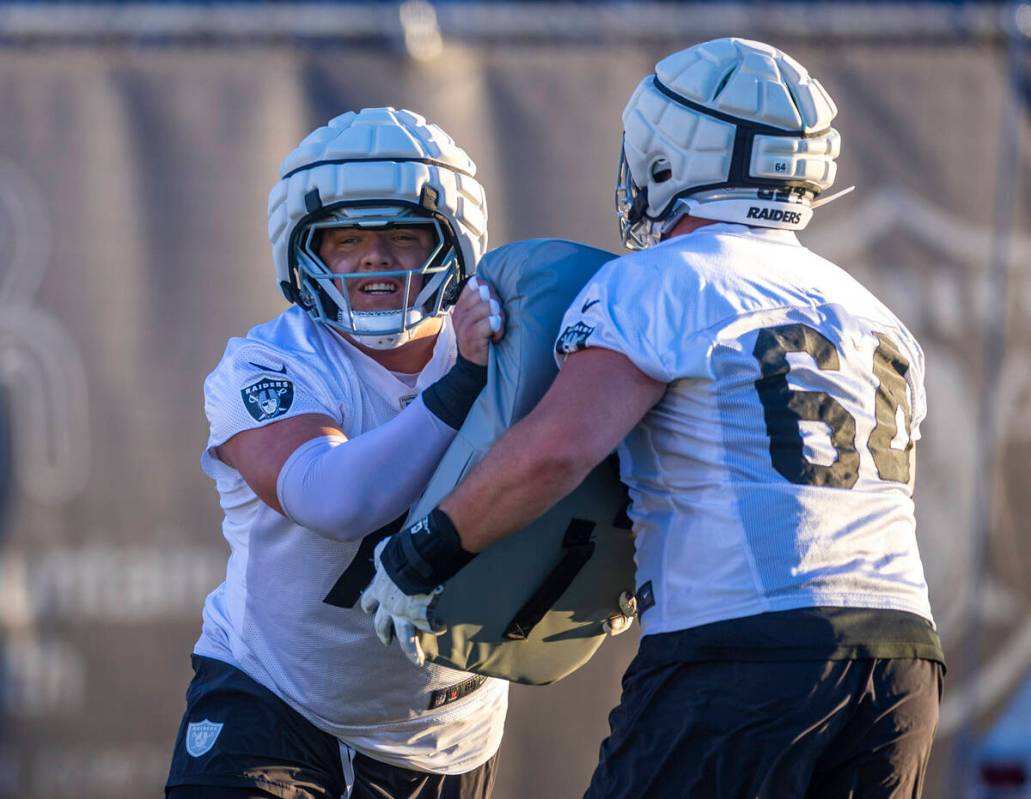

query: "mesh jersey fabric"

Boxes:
[195, 305, 507, 774]
[554, 223, 933, 637]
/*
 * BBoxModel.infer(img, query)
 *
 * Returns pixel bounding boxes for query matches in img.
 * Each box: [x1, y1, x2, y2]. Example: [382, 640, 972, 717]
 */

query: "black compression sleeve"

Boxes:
[421, 355, 487, 430]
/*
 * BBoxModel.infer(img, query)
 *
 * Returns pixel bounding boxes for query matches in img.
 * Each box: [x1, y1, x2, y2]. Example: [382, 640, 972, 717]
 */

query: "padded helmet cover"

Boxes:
[618, 38, 841, 246]
[267, 108, 488, 345]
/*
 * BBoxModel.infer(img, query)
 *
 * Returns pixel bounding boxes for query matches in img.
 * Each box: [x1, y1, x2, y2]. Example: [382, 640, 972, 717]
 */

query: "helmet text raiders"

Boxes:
[617, 38, 846, 249]
[268, 108, 488, 348]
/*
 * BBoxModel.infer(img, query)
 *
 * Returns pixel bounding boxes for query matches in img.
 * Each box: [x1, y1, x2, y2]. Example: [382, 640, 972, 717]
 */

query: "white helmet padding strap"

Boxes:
[617, 39, 842, 247]
[648, 77, 838, 225]
[651, 77, 836, 192]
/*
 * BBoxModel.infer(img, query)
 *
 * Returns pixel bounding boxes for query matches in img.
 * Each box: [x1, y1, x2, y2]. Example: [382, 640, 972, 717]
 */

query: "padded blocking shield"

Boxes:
[410, 239, 637, 685]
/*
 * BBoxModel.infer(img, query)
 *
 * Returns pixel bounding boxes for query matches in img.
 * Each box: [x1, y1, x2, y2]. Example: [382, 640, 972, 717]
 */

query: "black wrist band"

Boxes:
[422, 354, 488, 430]
[382, 508, 477, 596]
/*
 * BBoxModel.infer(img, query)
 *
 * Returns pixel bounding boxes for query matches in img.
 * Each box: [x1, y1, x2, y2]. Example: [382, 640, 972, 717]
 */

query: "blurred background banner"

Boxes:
[0, 2, 1028, 797]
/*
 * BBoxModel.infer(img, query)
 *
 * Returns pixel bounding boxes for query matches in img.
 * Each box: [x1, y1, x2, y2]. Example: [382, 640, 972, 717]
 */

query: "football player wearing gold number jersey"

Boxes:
[364, 40, 944, 799]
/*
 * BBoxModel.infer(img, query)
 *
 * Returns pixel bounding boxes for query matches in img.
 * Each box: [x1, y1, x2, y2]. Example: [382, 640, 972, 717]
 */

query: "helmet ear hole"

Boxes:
[650, 159, 673, 183]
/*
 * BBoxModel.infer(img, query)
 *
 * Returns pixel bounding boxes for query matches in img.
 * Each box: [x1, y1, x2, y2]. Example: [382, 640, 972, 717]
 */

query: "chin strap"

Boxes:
[810, 185, 856, 209]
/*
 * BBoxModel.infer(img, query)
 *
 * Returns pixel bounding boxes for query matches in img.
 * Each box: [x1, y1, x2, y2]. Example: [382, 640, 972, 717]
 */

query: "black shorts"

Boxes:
[165, 655, 498, 799]
[584, 648, 943, 799]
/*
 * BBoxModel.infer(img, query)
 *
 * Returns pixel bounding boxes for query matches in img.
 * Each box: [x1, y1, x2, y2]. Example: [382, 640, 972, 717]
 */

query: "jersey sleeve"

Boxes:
[553, 257, 712, 382]
[906, 334, 928, 444]
[203, 338, 347, 452]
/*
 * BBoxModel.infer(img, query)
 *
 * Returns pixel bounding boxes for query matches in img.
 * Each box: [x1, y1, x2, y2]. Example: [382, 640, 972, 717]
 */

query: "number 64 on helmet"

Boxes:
[617, 38, 849, 249]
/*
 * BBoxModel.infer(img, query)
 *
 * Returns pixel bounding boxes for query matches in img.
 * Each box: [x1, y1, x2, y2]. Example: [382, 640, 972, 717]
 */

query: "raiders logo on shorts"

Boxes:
[241, 378, 295, 422]
[185, 719, 223, 757]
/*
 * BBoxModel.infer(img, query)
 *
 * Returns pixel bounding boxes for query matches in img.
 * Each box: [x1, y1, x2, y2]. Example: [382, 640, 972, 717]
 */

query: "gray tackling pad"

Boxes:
[410, 238, 636, 685]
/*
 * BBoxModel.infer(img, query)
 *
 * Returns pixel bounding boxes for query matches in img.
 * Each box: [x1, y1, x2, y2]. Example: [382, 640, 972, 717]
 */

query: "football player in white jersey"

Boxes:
[165, 108, 509, 799]
[364, 41, 945, 798]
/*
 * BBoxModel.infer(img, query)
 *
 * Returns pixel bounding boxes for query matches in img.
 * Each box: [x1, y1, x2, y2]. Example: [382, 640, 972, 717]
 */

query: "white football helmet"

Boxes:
[268, 107, 487, 349]
[617, 38, 842, 249]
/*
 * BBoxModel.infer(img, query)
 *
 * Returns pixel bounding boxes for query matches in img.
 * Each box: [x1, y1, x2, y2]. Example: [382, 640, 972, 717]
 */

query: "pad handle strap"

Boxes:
[323, 515, 407, 608]
[503, 519, 596, 641]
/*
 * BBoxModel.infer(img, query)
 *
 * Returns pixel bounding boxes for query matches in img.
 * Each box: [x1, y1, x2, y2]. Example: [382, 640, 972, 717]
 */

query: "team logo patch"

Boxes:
[241, 377, 294, 422]
[555, 321, 595, 355]
[185, 719, 223, 757]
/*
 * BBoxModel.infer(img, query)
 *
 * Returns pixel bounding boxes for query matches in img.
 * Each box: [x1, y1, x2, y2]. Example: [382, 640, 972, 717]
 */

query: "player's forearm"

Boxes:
[440, 412, 595, 553]
[440, 348, 667, 553]
[277, 396, 456, 540]
[276, 351, 490, 540]
[374, 349, 664, 599]
[377, 410, 595, 598]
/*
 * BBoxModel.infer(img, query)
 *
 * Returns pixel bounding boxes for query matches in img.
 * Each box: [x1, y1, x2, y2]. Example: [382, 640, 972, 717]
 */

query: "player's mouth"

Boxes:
[357, 280, 401, 296]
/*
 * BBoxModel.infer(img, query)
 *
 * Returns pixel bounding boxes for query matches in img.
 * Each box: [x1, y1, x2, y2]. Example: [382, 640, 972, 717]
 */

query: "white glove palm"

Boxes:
[359, 539, 443, 666]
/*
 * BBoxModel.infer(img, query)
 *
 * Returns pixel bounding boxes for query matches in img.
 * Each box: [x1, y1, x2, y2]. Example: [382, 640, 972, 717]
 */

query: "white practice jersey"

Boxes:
[555, 224, 933, 638]
[195, 306, 507, 774]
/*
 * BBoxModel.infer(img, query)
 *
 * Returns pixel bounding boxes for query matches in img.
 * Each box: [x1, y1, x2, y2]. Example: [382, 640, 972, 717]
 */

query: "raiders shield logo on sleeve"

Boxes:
[241, 378, 295, 422]
[555, 321, 595, 355]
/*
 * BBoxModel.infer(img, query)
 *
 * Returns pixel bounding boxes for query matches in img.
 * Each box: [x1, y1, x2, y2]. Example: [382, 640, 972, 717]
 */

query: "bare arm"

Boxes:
[360, 346, 665, 656]
[439, 347, 667, 552]
[216, 413, 341, 514]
